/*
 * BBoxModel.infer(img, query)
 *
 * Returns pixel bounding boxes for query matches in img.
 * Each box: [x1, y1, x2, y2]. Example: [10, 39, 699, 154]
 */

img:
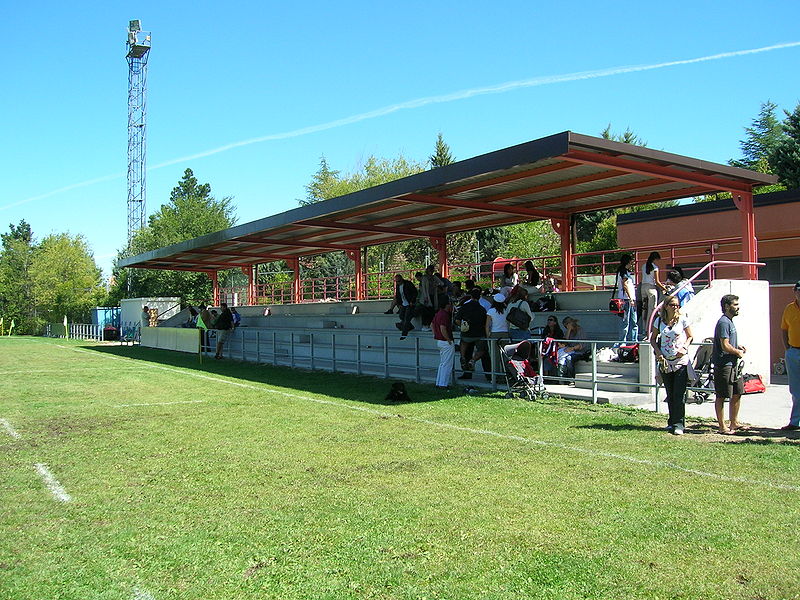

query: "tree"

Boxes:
[429, 132, 454, 168]
[771, 102, 800, 190]
[730, 100, 784, 172]
[31, 233, 104, 325]
[500, 221, 560, 261]
[299, 154, 427, 278]
[108, 169, 236, 304]
[0, 220, 36, 333]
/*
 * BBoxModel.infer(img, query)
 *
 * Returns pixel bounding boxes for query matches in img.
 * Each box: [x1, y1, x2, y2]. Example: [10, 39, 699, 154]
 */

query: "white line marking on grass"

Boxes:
[132, 587, 155, 600]
[1, 418, 22, 439]
[54, 344, 800, 493]
[34, 463, 72, 502]
[113, 400, 206, 408]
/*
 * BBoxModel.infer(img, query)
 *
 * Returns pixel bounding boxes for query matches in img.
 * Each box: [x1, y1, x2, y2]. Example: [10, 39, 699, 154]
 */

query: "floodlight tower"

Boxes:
[125, 19, 151, 246]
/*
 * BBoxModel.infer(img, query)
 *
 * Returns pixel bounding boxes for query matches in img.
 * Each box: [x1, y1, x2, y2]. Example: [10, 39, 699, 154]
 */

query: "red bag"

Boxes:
[609, 299, 624, 315]
[742, 374, 766, 394]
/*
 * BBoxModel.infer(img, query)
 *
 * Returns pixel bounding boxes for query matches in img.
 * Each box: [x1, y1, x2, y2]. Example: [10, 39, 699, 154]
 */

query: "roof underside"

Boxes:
[120, 131, 777, 272]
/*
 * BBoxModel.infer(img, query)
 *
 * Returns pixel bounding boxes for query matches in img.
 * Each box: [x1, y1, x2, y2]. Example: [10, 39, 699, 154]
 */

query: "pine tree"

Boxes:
[429, 132, 454, 167]
[771, 102, 800, 189]
[730, 101, 784, 172]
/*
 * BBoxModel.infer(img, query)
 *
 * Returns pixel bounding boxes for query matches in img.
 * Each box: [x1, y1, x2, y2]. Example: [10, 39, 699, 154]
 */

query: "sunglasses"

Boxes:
[666, 303, 679, 308]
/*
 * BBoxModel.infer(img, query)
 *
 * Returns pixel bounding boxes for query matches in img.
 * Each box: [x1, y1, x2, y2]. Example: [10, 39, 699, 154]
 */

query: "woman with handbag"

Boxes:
[649, 297, 694, 435]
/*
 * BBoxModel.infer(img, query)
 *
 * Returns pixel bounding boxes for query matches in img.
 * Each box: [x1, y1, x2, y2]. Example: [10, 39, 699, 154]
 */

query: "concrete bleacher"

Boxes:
[147, 280, 770, 407]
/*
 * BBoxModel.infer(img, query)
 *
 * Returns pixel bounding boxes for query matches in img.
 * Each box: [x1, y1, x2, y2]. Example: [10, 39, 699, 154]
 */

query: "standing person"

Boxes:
[650, 297, 694, 435]
[456, 288, 490, 381]
[214, 303, 234, 360]
[485, 293, 509, 380]
[141, 306, 150, 329]
[432, 300, 455, 389]
[640, 252, 667, 331]
[392, 274, 418, 340]
[416, 267, 438, 331]
[231, 307, 241, 328]
[614, 254, 638, 343]
[713, 294, 747, 434]
[507, 287, 534, 341]
[780, 281, 800, 431]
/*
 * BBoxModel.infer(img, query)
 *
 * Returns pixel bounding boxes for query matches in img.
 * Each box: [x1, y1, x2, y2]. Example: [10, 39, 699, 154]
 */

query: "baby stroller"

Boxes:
[501, 340, 548, 401]
[687, 338, 715, 404]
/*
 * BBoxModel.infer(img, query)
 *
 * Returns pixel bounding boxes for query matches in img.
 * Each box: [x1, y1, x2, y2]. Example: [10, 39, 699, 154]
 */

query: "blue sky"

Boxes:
[2, 1, 799, 277]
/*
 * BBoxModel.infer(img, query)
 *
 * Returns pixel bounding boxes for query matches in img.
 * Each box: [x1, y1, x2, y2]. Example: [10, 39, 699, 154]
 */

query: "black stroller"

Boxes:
[501, 340, 548, 401]
[687, 338, 715, 404]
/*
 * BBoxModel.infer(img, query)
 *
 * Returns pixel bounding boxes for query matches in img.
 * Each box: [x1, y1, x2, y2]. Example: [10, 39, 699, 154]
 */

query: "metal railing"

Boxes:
[44, 323, 104, 342]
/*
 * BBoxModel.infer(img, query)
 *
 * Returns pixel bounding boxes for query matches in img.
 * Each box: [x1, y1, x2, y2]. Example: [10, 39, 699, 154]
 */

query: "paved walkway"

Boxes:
[648, 374, 794, 429]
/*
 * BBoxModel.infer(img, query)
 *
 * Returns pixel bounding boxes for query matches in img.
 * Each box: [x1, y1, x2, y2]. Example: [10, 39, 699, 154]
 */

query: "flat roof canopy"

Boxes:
[120, 131, 777, 272]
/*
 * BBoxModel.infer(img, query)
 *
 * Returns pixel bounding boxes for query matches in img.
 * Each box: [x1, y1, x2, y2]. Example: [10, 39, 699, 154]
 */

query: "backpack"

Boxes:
[617, 343, 639, 363]
[534, 295, 556, 312]
[506, 302, 531, 329]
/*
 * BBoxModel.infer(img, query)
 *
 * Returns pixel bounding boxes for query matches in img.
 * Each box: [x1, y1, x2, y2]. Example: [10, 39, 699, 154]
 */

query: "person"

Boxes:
[713, 294, 747, 434]
[542, 274, 560, 293]
[640, 251, 667, 331]
[485, 293, 510, 380]
[557, 317, 588, 384]
[450, 281, 464, 304]
[664, 270, 694, 308]
[416, 266, 439, 331]
[141, 306, 150, 328]
[523, 260, 541, 288]
[214, 303, 234, 360]
[613, 254, 638, 343]
[541, 316, 565, 378]
[507, 287, 534, 341]
[196, 306, 212, 352]
[650, 297, 694, 435]
[231, 307, 241, 328]
[780, 280, 800, 431]
[455, 288, 490, 381]
[432, 300, 455, 389]
[500, 263, 519, 292]
[392, 274, 418, 340]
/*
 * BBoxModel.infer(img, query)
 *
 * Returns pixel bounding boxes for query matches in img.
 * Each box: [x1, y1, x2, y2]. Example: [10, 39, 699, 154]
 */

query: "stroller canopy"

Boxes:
[503, 340, 532, 361]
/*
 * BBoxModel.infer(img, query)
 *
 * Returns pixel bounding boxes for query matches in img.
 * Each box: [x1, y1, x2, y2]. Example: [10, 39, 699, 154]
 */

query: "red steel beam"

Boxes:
[575, 186, 711, 212]
[563, 150, 753, 193]
[520, 178, 673, 209]
[233, 235, 358, 252]
[296, 220, 428, 237]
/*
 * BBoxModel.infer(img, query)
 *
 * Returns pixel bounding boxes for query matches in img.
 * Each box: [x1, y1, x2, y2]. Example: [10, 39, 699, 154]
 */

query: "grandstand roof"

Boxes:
[119, 131, 777, 272]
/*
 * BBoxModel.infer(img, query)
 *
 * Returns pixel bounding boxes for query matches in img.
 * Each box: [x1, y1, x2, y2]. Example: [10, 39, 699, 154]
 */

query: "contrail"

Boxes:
[4, 41, 798, 211]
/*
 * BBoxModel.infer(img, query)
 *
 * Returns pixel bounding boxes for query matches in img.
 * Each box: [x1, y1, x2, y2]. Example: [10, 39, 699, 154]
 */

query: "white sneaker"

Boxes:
[421, 326, 431, 332]
[673, 426, 684, 436]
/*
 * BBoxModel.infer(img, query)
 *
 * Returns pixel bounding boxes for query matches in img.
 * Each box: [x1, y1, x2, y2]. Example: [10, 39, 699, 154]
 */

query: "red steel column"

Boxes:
[346, 249, 365, 300]
[731, 190, 758, 279]
[550, 217, 574, 291]
[286, 258, 301, 304]
[242, 266, 255, 305]
[209, 271, 220, 306]
[429, 236, 449, 278]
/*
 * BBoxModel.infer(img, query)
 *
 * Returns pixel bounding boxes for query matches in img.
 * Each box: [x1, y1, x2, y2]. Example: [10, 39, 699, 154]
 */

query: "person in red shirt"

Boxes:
[432, 300, 455, 389]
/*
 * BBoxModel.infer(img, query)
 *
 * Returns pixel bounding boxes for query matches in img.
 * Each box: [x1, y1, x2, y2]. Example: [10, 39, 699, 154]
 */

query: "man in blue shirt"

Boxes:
[713, 294, 747, 434]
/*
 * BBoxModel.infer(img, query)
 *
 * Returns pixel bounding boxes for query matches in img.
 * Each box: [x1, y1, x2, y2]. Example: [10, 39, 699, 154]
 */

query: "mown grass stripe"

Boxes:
[113, 400, 206, 408]
[54, 343, 800, 493]
[1, 417, 22, 439]
[34, 463, 72, 503]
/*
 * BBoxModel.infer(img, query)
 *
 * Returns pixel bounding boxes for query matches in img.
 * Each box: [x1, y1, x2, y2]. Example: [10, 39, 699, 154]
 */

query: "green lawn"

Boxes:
[1, 337, 799, 600]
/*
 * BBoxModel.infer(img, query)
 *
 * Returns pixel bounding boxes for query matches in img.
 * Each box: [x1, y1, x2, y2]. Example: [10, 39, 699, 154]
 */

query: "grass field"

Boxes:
[1, 336, 799, 600]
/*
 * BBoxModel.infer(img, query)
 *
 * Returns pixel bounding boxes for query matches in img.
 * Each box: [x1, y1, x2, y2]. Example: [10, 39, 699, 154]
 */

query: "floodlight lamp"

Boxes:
[129, 19, 141, 33]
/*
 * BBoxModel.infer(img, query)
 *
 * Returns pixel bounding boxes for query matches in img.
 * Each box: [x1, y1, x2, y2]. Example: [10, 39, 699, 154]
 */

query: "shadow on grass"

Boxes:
[574, 423, 665, 433]
[79, 343, 450, 407]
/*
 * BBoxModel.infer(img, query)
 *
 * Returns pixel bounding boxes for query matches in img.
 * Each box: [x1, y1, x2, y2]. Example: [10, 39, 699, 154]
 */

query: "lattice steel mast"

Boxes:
[125, 20, 151, 246]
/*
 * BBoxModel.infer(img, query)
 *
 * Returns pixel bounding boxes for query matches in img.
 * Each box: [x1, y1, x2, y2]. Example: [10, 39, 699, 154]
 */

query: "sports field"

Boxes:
[1, 337, 799, 599]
